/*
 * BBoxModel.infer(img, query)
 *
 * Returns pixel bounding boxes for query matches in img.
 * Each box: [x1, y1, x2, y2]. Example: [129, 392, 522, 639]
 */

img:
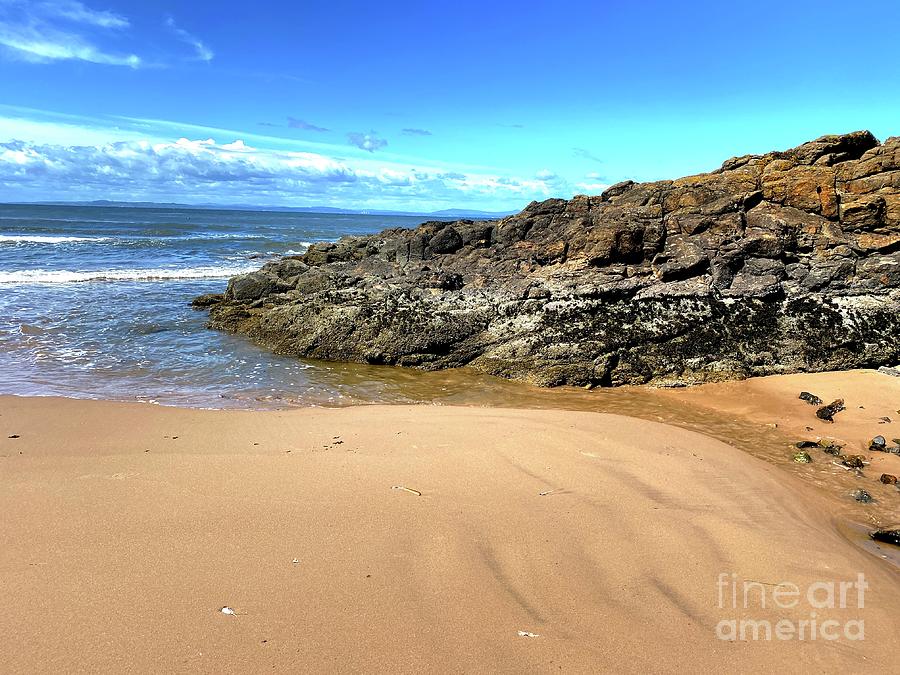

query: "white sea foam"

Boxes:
[0, 266, 259, 284]
[282, 242, 315, 255]
[0, 235, 112, 244]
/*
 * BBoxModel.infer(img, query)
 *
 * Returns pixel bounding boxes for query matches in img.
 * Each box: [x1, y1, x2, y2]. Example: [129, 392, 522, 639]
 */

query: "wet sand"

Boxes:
[1, 375, 898, 672]
[660, 370, 900, 531]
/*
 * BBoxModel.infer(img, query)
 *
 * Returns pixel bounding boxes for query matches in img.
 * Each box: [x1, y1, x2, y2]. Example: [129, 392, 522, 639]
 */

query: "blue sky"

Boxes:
[0, 0, 898, 211]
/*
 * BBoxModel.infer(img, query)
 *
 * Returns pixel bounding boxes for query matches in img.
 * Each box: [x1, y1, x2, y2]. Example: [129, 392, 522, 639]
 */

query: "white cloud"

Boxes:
[574, 171, 608, 194]
[0, 23, 139, 66]
[0, 136, 570, 210]
[575, 181, 609, 194]
[165, 16, 213, 63]
[347, 131, 388, 153]
[0, 109, 146, 146]
[36, 1, 129, 29]
[0, 0, 140, 66]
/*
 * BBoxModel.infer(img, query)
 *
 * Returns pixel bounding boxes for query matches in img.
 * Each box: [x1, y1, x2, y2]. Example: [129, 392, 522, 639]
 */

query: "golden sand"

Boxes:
[1, 371, 898, 672]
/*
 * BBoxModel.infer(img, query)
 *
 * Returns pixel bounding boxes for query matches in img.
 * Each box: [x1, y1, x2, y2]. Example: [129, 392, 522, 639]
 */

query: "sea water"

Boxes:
[0, 202, 480, 407]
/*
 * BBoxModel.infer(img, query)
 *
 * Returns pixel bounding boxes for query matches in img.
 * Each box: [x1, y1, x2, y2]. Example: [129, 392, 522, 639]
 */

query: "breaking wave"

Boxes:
[0, 235, 112, 244]
[0, 266, 258, 284]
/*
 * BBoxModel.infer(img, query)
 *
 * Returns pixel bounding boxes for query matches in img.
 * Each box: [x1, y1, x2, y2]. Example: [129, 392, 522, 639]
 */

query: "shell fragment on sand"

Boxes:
[391, 485, 422, 496]
[517, 631, 540, 638]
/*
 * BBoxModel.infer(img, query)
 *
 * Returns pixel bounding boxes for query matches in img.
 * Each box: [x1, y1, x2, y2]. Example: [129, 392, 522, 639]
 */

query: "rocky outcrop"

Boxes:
[198, 131, 900, 387]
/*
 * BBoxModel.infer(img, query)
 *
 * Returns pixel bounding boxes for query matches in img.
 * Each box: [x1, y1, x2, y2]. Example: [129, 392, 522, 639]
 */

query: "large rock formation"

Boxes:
[198, 131, 900, 387]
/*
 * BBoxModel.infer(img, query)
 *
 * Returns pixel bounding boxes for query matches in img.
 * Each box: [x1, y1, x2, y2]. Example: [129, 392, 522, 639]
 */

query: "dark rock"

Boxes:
[226, 272, 276, 302]
[880, 474, 898, 485]
[601, 180, 636, 201]
[841, 455, 866, 469]
[192, 293, 224, 308]
[799, 391, 823, 406]
[851, 489, 873, 503]
[7, 434, 19, 439]
[195, 132, 900, 388]
[429, 226, 464, 254]
[423, 271, 464, 291]
[816, 399, 845, 422]
[790, 131, 879, 166]
[794, 440, 819, 448]
[869, 435, 887, 451]
[871, 529, 900, 546]
[815, 439, 843, 455]
[652, 236, 708, 280]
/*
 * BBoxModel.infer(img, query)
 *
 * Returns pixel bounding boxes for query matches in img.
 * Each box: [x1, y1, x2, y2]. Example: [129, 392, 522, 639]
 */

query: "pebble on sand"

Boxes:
[870, 529, 900, 546]
[841, 455, 866, 469]
[851, 489, 873, 503]
[815, 399, 845, 423]
[798, 392, 823, 406]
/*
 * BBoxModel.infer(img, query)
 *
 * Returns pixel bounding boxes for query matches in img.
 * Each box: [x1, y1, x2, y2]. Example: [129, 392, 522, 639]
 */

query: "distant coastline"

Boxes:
[1, 199, 516, 220]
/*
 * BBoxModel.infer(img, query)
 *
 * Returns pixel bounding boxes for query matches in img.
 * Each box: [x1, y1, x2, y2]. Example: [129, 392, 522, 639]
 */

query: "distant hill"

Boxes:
[426, 208, 515, 219]
[13, 200, 517, 219]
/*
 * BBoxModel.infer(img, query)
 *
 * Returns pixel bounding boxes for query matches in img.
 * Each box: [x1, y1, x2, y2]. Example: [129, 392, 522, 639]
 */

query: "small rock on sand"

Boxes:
[880, 474, 898, 485]
[851, 489, 873, 503]
[816, 399, 845, 422]
[799, 392, 823, 406]
[817, 439, 843, 454]
[841, 455, 866, 469]
[870, 529, 900, 546]
[869, 436, 887, 451]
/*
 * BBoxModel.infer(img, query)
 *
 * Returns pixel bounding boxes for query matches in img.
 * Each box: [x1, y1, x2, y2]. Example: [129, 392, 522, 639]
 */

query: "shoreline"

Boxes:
[4, 368, 897, 529]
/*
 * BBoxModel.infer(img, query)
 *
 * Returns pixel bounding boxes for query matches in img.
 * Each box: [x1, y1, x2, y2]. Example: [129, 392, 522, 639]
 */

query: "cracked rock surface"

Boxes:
[197, 131, 900, 387]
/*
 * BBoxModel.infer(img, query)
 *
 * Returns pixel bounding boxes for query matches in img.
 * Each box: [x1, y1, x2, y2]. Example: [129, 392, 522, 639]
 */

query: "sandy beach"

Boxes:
[2, 371, 898, 672]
